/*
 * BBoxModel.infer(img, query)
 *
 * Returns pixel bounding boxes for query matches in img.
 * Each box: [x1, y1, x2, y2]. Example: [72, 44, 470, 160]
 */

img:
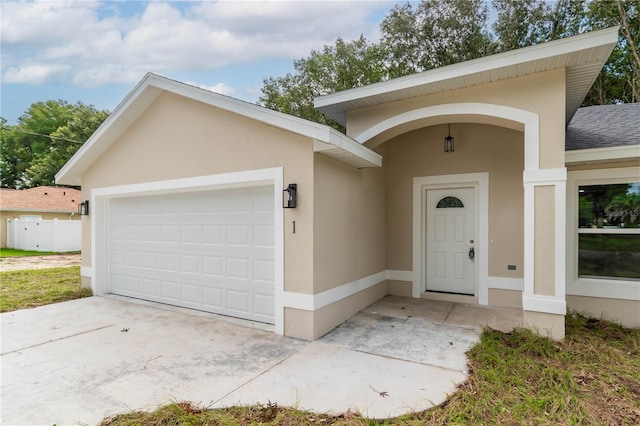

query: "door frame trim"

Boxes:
[412, 172, 489, 304]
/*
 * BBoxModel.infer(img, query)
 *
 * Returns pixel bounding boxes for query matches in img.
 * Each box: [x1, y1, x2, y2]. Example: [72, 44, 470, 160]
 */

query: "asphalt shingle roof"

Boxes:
[0, 186, 81, 212]
[566, 103, 640, 151]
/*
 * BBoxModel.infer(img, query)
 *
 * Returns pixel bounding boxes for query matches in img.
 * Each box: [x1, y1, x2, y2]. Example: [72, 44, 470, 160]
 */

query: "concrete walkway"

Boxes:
[1, 295, 522, 425]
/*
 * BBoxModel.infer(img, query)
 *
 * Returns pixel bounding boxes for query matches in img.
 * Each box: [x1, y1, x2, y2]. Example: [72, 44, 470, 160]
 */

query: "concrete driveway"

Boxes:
[0, 295, 503, 425]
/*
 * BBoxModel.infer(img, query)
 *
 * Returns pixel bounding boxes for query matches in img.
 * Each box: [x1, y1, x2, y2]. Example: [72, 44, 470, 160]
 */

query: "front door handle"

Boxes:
[469, 247, 475, 260]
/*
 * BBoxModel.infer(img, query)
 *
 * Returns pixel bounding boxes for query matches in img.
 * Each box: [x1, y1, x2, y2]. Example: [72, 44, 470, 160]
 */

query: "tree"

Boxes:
[492, 0, 553, 51]
[582, 0, 640, 104]
[259, 36, 388, 130]
[0, 100, 109, 189]
[381, 0, 495, 76]
[259, 0, 637, 126]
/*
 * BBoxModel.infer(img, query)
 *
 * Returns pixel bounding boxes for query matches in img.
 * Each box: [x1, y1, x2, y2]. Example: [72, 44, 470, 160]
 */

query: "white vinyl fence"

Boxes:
[6, 219, 81, 252]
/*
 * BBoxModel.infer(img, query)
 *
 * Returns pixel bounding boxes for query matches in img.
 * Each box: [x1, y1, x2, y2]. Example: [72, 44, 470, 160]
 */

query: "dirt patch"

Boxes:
[0, 253, 82, 272]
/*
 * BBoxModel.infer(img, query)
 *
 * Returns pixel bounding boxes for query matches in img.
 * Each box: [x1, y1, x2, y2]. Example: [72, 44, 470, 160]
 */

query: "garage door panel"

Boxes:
[202, 225, 223, 245]
[226, 257, 249, 279]
[226, 290, 250, 313]
[253, 259, 275, 282]
[108, 186, 275, 324]
[226, 225, 250, 246]
[253, 294, 275, 317]
[254, 225, 275, 247]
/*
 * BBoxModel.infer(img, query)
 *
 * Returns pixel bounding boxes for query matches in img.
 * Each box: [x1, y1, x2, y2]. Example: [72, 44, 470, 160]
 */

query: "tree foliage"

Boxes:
[260, 0, 639, 124]
[381, 0, 494, 77]
[583, 0, 640, 104]
[0, 100, 109, 189]
[259, 36, 387, 130]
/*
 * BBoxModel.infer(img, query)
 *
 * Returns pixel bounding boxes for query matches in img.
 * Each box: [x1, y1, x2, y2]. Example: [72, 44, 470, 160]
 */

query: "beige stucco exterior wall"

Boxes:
[346, 68, 566, 170]
[80, 92, 315, 295]
[281, 151, 388, 339]
[284, 281, 388, 340]
[534, 185, 556, 296]
[1, 211, 79, 248]
[567, 295, 640, 329]
[313, 153, 387, 293]
[384, 123, 524, 281]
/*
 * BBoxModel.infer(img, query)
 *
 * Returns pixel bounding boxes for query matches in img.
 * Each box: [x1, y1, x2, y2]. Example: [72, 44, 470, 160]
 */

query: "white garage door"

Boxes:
[108, 186, 275, 324]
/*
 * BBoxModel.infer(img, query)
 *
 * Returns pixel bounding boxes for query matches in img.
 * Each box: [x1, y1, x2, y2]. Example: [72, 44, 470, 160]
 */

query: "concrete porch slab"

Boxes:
[213, 340, 466, 419]
[0, 295, 517, 424]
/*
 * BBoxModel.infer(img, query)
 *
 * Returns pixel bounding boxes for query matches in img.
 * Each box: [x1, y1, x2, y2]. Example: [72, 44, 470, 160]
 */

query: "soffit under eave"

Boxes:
[317, 36, 617, 127]
[320, 59, 606, 127]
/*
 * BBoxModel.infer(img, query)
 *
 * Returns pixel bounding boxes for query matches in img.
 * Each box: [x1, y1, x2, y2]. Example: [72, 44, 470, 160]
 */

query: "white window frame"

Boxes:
[566, 167, 640, 301]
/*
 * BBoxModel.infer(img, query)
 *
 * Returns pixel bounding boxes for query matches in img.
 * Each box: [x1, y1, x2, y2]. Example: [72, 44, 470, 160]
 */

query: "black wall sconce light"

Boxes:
[78, 200, 89, 216]
[283, 183, 297, 208]
[444, 123, 455, 153]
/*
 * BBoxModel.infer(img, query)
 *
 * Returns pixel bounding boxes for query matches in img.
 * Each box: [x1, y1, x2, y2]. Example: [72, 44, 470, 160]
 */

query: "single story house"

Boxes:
[0, 186, 82, 248]
[56, 26, 639, 340]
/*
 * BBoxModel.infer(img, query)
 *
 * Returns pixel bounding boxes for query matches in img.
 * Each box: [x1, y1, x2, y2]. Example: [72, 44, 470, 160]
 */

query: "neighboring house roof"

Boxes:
[55, 74, 382, 186]
[0, 186, 81, 213]
[566, 103, 640, 151]
[315, 27, 619, 126]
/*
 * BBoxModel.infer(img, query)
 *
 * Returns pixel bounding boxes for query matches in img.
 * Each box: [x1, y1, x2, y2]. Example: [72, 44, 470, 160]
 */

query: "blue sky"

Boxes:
[1, 1, 400, 125]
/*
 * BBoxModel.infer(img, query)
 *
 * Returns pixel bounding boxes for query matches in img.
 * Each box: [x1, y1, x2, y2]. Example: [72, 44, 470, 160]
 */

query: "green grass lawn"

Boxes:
[0, 248, 81, 257]
[102, 313, 640, 426]
[0, 248, 56, 257]
[0, 266, 91, 312]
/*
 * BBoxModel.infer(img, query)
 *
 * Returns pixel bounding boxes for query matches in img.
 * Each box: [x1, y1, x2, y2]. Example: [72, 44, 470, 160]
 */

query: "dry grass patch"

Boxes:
[100, 312, 640, 426]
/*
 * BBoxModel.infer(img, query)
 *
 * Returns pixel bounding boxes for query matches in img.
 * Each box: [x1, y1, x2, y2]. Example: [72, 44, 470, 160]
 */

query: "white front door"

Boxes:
[426, 187, 476, 295]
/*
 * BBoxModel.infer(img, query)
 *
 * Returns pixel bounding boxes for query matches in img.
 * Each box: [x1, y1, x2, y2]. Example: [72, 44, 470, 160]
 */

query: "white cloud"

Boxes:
[1, 0, 392, 88]
[186, 81, 235, 96]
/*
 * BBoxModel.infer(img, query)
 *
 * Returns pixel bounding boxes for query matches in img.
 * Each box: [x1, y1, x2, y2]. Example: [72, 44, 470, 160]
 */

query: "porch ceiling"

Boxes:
[315, 27, 619, 127]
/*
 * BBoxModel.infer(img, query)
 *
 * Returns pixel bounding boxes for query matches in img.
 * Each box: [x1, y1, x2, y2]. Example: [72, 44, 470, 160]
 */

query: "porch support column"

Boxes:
[522, 167, 567, 340]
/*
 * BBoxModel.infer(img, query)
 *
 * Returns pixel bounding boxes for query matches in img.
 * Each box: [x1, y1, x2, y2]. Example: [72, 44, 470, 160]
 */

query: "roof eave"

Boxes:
[565, 144, 640, 165]
[315, 27, 619, 126]
[56, 74, 380, 186]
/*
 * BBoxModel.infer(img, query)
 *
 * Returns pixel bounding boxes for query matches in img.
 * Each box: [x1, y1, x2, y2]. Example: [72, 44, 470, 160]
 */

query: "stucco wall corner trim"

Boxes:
[282, 270, 387, 311]
[523, 295, 566, 315]
[488, 277, 524, 290]
[523, 167, 567, 184]
[565, 144, 640, 165]
[80, 266, 94, 278]
[386, 270, 414, 282]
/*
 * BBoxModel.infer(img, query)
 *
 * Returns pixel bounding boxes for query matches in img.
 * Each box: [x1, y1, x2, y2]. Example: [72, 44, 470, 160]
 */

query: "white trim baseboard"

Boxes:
[386, 269, 413, 282]
[523, 295, 566, 315]
[488, 277, 523, 290]
[283, 270, 387, 311]
[80, 266, 94, 278]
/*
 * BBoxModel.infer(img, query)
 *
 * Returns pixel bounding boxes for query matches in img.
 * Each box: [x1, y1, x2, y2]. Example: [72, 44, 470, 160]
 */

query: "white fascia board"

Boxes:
[315, 27, 618, 120]
[55, 73, 379, 185]
[319, 128, 382, 167]
[565, 145, 640, 165]
[55, 73, 163, 186]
